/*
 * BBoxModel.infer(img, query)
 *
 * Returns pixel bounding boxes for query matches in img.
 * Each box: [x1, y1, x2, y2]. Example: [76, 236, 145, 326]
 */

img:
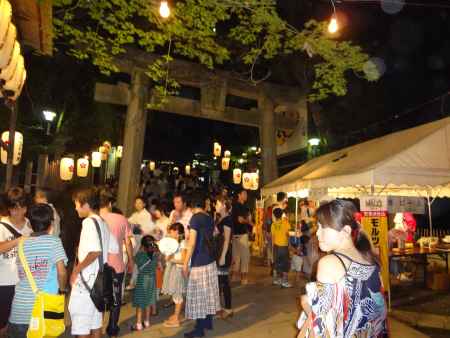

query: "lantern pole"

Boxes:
[5, 103, 17, 191]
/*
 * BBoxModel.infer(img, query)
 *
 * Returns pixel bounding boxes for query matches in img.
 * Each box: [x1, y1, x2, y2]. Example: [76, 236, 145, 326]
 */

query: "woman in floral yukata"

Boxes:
[298, 200, 387, 338]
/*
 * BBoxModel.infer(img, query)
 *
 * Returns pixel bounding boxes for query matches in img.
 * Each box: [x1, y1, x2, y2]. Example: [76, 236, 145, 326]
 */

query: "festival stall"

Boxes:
[263, 117, 450, 304]
[263, 117, 450, 228]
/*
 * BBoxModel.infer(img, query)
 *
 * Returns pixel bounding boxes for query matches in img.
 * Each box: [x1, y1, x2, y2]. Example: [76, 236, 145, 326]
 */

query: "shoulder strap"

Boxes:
[79, 217, 104, 292]
[332, 252, 348, 274]
[139, 255, 153, 271]
[90, 217, 104, 269]
[18, 238, 38, 294]
[0, 222, 21, 239]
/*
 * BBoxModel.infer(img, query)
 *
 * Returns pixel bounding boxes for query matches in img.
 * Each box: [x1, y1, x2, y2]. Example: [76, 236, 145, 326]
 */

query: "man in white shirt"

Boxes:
[128, 196, 155, 236]
[169, 194, 193, 239]
[69, 188, 118, 338]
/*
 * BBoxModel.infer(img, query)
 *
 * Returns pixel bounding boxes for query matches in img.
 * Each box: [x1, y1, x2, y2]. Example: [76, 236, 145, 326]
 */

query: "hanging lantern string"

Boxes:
[330, 0, 337, 14]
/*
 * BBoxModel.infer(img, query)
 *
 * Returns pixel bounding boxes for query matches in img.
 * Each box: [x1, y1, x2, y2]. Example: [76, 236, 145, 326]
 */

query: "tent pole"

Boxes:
[427, 192, 433, 236]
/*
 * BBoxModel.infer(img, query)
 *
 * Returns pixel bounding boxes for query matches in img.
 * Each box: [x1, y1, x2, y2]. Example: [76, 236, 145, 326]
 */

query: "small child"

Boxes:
[161, 223, 188, 328]
[301, 222, 317, 281]
[132, 235, 158, 331]
[290, 221, 310, 285]
[271, 208, 292, 288]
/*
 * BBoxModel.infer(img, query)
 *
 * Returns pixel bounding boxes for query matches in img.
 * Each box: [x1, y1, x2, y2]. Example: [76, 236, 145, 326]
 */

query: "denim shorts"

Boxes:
[273, 245, 289, 273]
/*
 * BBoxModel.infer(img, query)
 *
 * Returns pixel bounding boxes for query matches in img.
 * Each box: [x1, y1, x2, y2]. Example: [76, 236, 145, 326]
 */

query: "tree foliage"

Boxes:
[52, 0, 371, 102]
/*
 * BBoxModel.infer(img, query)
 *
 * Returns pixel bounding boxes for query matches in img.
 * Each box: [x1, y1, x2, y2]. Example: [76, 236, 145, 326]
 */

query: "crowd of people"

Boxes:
[0, 181, 255, 338]
[0, 180, 388, 338]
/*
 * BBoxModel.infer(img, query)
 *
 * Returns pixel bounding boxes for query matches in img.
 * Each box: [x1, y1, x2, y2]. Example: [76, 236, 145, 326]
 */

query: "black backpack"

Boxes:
[80, 218, 116, 312]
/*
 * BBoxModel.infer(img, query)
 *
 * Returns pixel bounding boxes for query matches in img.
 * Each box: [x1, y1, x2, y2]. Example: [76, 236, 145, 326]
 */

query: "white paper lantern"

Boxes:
[91, 151, 102, 167]
[0, 131, 22, 165]
[4, 55, 24, 98]
[224, 150, 231, 158]
[0, 41, 19, 83]
[221, 157, 230, 170]
[233, 168, 242, 184]
[0, 0, 12, 45]
[11, 69, 25, 101]
[213, 142, 221, 157]
[149, 161, 156, 171]
[185, 164, 191, 176]
[116, 145, 123, 158]
[77, 158, 89, 177]
[60, 157, 74, 181]
[0, 23, 16, 69]
[242, 172, 252, 190]
[250, 172, 259, 190]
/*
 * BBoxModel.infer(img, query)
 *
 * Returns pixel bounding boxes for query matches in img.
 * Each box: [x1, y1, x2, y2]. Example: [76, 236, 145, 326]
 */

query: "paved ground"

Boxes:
[63, 262, 429, 338]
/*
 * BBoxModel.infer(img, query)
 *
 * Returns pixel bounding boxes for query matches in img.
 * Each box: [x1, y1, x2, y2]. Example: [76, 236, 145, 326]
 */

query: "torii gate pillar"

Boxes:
[117, 69, 149, 215]
[259, 95, 278, 185]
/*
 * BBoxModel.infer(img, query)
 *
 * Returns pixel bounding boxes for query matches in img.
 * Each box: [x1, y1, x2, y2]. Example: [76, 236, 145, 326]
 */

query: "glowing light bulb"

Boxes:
[328, 17, 338, 34]
[159, 1, 170, 18]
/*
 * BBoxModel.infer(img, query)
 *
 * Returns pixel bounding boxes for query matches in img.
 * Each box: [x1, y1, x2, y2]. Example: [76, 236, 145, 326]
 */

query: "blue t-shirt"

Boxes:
[10, 235, 67, 324]
[190, 213, 215, 267]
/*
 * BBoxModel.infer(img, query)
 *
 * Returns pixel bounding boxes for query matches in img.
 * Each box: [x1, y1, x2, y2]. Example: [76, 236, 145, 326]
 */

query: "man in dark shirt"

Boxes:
[231, 188, 253, 284]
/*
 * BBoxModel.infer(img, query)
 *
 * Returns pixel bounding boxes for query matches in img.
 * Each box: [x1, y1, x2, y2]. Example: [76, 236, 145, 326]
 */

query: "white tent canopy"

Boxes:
[263, 117, 450, 199]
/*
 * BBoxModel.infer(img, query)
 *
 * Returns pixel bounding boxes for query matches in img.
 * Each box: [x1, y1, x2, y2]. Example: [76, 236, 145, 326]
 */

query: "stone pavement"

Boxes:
[65, 264, 429, 338]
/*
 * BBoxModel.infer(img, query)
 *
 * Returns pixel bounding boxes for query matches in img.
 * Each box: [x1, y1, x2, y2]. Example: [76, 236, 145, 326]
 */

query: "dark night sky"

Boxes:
[142, 1, 450, 161]
[305, 1, 450, 148]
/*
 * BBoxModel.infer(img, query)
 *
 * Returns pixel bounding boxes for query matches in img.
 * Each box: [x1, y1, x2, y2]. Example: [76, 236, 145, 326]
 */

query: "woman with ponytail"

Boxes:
[297, 200, 387, 338]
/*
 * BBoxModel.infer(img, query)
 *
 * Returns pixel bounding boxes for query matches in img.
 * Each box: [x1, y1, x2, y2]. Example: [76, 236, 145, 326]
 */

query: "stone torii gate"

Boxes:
[95, 50, 307, 214]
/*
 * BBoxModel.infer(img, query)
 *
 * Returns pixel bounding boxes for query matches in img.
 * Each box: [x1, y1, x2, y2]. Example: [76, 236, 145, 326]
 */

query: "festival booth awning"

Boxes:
[263, 117, 450, 199]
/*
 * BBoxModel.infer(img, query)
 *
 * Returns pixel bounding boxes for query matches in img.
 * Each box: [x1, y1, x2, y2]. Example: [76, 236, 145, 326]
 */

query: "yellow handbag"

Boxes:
[18, 238, 66, 338]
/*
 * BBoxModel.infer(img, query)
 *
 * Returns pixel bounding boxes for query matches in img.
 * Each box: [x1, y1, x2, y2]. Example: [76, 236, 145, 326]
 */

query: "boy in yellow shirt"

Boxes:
[271, 208, 292, 288]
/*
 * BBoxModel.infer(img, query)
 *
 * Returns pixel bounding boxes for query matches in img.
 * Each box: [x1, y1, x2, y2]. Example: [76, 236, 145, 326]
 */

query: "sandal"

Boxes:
[163, 320, 180, 328]
[130, 325, 143, 331]
[221, 310, 234, 319]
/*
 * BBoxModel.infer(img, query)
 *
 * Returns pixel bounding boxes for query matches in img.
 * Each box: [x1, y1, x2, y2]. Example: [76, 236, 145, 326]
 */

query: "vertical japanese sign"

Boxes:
[361, 210, 390, 293]
[253, 200, 265, 257]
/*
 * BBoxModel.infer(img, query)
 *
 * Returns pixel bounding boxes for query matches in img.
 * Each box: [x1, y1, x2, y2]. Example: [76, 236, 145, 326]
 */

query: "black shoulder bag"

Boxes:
[80, 218, 116, 312]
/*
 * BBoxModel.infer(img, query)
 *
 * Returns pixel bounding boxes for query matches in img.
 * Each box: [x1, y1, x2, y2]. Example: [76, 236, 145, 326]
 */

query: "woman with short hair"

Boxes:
[0, 187, 33, 337]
